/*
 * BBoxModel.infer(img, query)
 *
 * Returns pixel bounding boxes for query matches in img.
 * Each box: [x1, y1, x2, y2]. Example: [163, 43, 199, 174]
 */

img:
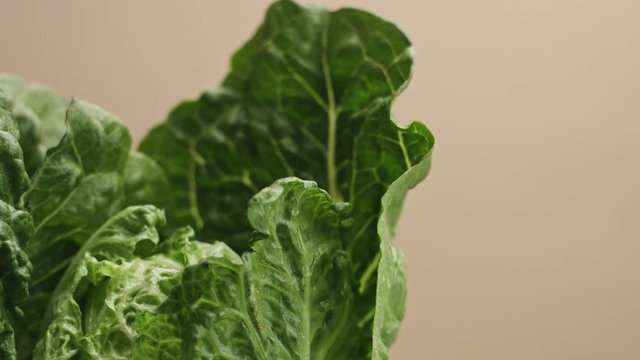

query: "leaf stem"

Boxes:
[322, 33, 341, 202]
[359, 252, 381, 294]
[188, 142, 204, 229]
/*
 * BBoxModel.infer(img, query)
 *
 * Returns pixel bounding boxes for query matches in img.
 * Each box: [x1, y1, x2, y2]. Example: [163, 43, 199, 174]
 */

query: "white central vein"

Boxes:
[321, 31, 341, 202]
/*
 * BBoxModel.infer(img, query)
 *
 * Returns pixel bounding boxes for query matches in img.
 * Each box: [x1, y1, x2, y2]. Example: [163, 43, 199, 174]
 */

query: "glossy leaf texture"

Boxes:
[1, 1, 434, 358]
[33, 207, 233, 360]
[0, 75, 68, 175]
[0, 203, 33, 360]
[139, 0, 434, 356]
[371, 155, 432, 360]
[133, 178, 357, 360]
[0, 93, 29, 207]
[123, 152, 172, 209]
[19, 99, 131, 349]
[0, 98, 33, 360]
[18, 99, 170, 357]
[33, 205, 167, 359]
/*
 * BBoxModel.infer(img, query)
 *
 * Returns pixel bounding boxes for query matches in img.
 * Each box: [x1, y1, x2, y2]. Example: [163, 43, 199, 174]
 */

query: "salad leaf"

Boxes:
[140, 1, 433, 255]
[0, 99, 33, 360]
[20, 99, 131, 346]
[123, 152, 172, 209]
[34, 208, 235, 360]
[1, 1, 434, 358]
[140, 1, 434, 356]
[133, 178, 356, 359]
[0, 76, 172, 358]
[33, 205, 167, 359]
[18, 99, 169, 357]
[0, 202, 33, 359]
[0, 75, 68, 175]
[371, 154, 431, 359]
[0, 100, 29, 207]
[24, 99, 131, 252]
[0, 312, 17, 360]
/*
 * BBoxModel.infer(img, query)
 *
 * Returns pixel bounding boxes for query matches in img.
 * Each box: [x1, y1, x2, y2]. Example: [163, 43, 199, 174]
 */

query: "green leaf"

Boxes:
[20, 99, 133, 353]
[0, 2, 433, 357]
[0, 74, 68, 175]
[0, 74, 175, 357]
[0, 105, 32, 360]
[0, 101, 29, 207]
[0, 202, 33, 360]
[139, 121, 211, 241]
[123, 151, 172, 209]
[33, 205, 167, 359]
[34, 208, 227, 360]
[140, 1, 434, 355]
[133, 178, 357, 360]
[0, 95, 20, 141]
[371, 151, 432, 360]
[24, 99, 131, 235]
[0, 310, 17, 360]
[0, 202, 33, 310]
[23, 98, 130, 274]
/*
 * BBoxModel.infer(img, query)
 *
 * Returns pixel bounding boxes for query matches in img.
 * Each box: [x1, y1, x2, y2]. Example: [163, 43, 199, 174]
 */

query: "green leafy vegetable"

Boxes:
[33, 205, 166, 359]
[0, 202, 33, 360]
[140, 1, 433, 357]
[1, 1, 433, 359]
[133, 178, 355, 359]
[33, 207, 234, 359]
[20, 99, 133, 349]
[0, 92, 170, 357]
[124, 152, 172, 209]
[0, 75, 68, 175]
[0, 96, 33, 360]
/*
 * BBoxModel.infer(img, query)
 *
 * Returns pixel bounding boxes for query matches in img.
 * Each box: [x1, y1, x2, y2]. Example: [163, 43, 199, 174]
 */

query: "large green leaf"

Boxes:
[0, 86, 172, 358]
[123, 151, 172, 209]
[33, 207, 231, 360]
[0, 202, 33, 360]
[0, 97, 29, 207]
[0, 101, 33, 360]
[140, 0, 434, 355]
[20, 99, 131, 343]
[0, 2, 432, 357]
[133, 178, 357, 360]
[0, 312, 17, 360]
[0, 204, 32, 360]
[33, 205, 167, 359]
[24, 99, 131, 248]
[371, 154, 432, 360]
[0, 203, 33, 317]
[0, 75, 68, 175]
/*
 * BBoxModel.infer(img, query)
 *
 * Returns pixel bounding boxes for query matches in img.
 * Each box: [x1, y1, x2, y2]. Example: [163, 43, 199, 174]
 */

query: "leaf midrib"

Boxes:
[321, 13, 341, 202]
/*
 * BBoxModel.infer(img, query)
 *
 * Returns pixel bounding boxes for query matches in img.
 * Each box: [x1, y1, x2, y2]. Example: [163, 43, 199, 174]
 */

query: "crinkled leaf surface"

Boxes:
[19, 99, 132, 347]
[0, 94, 20, 143]
[140, 0, 434, 356]
[0, 205, 31, 360]
[0, 75, 68, 175]
[0, 99, 29, 207]
[0, 102, 32, 360]
[133, 178, 357, 360]
[33, 205, 166, 359]
[0, 87, 170, 358]
[0, 2, 433, 358]
[34, 207, 229, 360]
[0, 203, 33, 316]
[0, 312, 17, 360]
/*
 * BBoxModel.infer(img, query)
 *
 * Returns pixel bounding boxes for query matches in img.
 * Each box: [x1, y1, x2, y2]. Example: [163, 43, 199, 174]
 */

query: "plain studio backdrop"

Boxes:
[2, 1, 639, 359]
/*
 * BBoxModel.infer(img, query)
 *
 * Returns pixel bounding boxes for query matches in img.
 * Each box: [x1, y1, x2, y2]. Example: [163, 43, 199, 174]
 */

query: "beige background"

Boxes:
[2, 1, 639, 359]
